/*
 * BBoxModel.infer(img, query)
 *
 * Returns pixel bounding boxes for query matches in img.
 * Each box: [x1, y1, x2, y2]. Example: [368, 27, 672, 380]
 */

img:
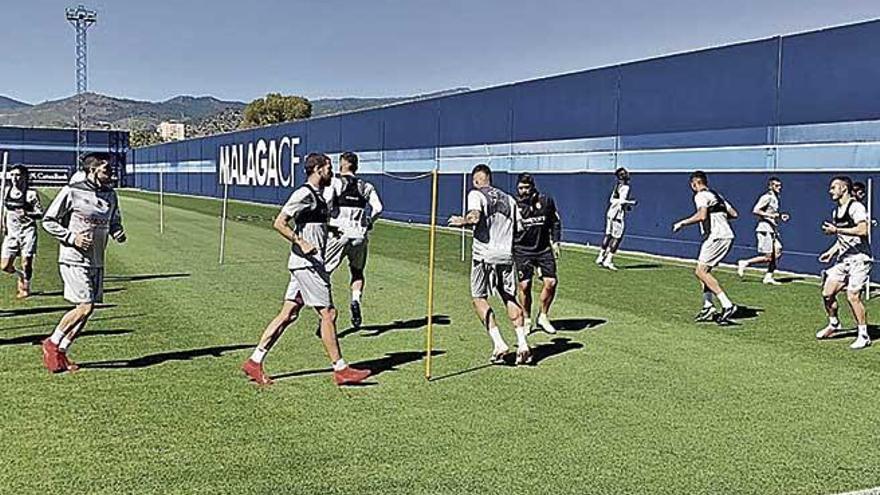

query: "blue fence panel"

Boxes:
[779, 20, 880, 125]
[512, 67, 620, 142]
[619, 38, 780, 135]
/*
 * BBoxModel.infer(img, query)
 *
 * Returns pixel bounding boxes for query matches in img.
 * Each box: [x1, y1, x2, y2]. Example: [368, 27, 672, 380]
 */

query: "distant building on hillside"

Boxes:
[157, 121, 185, 141]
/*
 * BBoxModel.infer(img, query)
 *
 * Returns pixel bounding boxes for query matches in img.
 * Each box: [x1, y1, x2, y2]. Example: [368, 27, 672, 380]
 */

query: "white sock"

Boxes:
[351, 290, 362, 303]
[250, 347, 267, 364]
[829, 316, 840, 327]
[49, 327, 66, 345]
[702, 292, 714, 308]
[59, 338, 72, 353]
[332, 358, 348, 371]
[605, 253, 614, 263]
[538, 313, 549, 322]
[858, 325, 869, 340]
[515, 326, 529, 348]
[488, 326, 506, 349]
[717, 292, 733, 309]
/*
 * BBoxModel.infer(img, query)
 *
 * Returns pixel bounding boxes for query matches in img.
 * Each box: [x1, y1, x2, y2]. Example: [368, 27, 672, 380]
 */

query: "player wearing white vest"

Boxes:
[673, 171, 740, 325]
[596, 167, 636, 271]
[1, 164, 43, 298]
[737, 177, 790, 285]
[242, 153, 371, 386]
[40, 153, 126, 373]
[816, 176, 873, 350]
[449, 164, 531, 365]
[323, 151, 383, 329]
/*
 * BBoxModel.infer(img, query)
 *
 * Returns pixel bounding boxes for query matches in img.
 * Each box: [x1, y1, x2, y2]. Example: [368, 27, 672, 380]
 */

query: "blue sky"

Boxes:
[4, 0, 880, 104]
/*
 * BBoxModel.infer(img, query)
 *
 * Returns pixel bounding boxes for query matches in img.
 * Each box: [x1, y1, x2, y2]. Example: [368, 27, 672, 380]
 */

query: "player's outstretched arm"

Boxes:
[448, 210, 480, 227]
[673, 207, 707, 233]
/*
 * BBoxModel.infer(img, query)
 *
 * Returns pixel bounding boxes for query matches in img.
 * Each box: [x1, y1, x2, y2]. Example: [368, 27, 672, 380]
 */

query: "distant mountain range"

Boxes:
[0, 88, 470, 136]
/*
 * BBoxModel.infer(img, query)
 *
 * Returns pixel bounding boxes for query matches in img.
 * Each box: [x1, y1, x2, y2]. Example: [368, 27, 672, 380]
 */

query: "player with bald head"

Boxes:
[449, 164, 531, 365]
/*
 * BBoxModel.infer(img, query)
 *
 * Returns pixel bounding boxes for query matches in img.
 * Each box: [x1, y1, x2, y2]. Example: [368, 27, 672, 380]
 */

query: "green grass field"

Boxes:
[3, 189, 880, 494]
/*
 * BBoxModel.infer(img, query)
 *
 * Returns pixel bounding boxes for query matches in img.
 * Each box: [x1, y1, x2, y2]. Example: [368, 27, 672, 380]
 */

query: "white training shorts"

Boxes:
[605, 216, 625, 239]
[59, 263, 104, 304]
[698, 238, 733, 268]
[756, 231, 782, 255]
[825, 256, 873, 293]
[1, 228, 37, 259]
[471, 260, 517, 300]
[324, 233, 368, 274]
[285, 266, 333, 308]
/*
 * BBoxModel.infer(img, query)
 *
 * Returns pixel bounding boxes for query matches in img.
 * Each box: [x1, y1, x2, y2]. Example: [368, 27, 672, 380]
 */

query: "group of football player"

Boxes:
[1, 152, 874, 386]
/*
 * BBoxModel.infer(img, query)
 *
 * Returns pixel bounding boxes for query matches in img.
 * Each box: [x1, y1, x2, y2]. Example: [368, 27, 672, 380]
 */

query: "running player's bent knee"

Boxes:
[78, 303, 95, 317]
[822, 294, 837, 307]
[544, 277, 558, 289]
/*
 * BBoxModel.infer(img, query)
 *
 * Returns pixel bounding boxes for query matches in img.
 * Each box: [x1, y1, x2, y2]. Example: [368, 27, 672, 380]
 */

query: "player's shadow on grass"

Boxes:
[31, 287, 125, 298]
[621, 263, 662, 270]
[774, 275, 806, 284]
[80, 344, 251, 369]
[733, 305, 763, 319]
[0, 329, 132, 347]
[529, 337, 584, 365]
[549, 317, 606, 332]
[104, 273, 190, 283]
[0, 312, 146, 333]
[430, 338, 584, 382]
[271, 350, 445, 383]
[0, 303, 116, 318]
[338, 314, 451, 338]
[825, 324, 880, 340]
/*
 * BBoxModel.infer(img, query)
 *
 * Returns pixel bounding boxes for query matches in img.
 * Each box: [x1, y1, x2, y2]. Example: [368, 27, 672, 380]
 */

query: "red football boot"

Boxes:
[59, 353, 79, 373]
[242, 359, 273, 386]
[333, 366, 371, 386]
[41, 339, 64, 373]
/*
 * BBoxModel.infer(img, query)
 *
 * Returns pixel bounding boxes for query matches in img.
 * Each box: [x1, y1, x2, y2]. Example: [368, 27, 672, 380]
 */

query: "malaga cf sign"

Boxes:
[218, 136, 301, 187]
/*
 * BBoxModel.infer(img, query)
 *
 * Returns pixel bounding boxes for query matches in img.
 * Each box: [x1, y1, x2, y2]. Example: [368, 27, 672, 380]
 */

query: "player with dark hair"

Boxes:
[40, 152, 126, 373]
[816, 176, 873, 349]
[673, 171, 740, 325]
[596, 167, 635, 271]
[323, 151, 383, 329]
[513, 173, 562, 334]
[242, 153, 371, 386]
[449, 164, 531, 365]
[1, 164, 43, 298]
[737, 177, 789, 285]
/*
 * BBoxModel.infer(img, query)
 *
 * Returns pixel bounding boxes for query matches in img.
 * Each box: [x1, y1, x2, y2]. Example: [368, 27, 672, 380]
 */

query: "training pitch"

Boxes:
[2, 189, 880, 494]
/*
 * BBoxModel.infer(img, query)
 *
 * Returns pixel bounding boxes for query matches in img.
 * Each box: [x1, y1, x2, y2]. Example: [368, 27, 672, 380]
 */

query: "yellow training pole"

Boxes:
[425, 168, 439, 380]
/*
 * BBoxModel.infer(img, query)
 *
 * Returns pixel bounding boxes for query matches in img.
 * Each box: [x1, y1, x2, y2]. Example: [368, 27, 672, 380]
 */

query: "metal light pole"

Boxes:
[66, 5, 97, 171]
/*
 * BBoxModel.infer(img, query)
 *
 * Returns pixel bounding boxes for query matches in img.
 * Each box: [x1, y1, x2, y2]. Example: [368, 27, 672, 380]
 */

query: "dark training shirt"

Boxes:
[514, 193, 561, 257]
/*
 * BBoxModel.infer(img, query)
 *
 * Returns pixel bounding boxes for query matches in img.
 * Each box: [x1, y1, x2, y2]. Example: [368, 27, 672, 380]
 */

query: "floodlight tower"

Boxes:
[66, 5, 97, 170]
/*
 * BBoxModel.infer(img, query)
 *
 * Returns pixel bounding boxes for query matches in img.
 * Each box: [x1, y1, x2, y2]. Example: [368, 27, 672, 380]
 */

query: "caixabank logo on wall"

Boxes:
[218, 136, 300, 187]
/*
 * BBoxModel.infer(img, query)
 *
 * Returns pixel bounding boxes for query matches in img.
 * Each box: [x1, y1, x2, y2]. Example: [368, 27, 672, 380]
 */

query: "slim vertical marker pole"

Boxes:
[159, 169, 165, 234]
[0, 152, 8, 238]
[219, 182, 229, 265]
[461, 172, 466, 262]
[868, 178, 873, 300]
[425, 168, 439, 380]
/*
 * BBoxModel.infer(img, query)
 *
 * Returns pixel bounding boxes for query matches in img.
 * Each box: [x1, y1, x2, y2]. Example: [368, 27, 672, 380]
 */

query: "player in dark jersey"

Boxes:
[513, 173, 562, 334]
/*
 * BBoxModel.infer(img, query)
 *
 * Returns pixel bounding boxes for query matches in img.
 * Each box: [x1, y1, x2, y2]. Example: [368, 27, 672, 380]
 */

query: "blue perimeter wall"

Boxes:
[0, 127, 128, 176]
[126, 20, 880, 279]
